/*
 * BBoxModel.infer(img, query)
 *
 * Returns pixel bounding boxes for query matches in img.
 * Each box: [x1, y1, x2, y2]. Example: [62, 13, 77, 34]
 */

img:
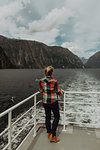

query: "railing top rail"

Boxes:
[64, 91, 100, 94]
[1, 91, 100, 118]
[0, 91, 40, 118]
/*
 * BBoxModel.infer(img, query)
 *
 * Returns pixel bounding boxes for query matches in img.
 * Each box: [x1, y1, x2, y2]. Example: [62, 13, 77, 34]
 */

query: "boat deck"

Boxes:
[27, 126, 100, 150]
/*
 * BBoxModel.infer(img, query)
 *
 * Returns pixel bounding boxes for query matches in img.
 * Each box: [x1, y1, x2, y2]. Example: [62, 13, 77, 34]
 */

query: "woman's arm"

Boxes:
[40, 80, 43, 93]
[54, 81, 64, 96]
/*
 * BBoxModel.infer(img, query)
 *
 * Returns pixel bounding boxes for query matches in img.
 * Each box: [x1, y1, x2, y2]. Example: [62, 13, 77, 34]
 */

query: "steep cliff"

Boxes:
[85, 51, 100, 68]
[0, 46, 14, 69]
[0, 35, 84, 68]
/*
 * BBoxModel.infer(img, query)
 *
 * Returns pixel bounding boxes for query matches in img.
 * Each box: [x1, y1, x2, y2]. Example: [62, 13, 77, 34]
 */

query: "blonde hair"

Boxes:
[45, 66, 54, 76]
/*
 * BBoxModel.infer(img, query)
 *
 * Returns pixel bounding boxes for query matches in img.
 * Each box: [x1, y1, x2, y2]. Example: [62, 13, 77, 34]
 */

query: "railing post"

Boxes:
[8, 111, 12, 150]
[33, 95, 36, 137]
[62, 92, 66, 132]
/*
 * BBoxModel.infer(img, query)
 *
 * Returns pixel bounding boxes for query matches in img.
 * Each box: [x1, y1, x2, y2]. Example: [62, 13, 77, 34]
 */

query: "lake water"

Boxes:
[0, 69, 100, 126]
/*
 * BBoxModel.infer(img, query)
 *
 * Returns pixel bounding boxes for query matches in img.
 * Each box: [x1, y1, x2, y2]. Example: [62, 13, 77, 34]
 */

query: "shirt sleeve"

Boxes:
[54, 81, 63, 96]
[40, 80, 43, 93]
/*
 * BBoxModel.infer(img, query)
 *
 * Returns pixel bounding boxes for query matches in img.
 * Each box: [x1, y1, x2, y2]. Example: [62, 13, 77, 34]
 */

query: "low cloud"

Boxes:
[62, 42, 83, 56]
[61, 42, 99, 58]
[16, 28, 59, 45]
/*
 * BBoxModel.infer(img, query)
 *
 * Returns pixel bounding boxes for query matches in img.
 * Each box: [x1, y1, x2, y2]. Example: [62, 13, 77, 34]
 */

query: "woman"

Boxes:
[40, 66, 64, 142]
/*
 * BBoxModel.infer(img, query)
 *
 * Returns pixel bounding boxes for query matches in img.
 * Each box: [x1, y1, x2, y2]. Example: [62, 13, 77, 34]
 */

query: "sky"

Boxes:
[0, 0, 100, 58]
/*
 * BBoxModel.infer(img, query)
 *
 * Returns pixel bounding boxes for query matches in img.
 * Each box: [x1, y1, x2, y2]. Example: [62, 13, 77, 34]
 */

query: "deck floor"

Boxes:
[28, 126, 100, 150]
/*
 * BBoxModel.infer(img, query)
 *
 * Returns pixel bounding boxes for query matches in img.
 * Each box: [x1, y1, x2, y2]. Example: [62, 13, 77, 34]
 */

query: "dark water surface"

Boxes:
[0, 69, 100, 113]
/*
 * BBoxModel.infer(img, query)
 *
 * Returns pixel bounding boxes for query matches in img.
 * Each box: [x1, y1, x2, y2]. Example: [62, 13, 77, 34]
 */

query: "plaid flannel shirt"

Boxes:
[40, 76, 63, 104]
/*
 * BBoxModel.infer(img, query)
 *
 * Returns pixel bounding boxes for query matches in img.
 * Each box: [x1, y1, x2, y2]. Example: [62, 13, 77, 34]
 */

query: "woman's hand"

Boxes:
[61, 89, 65, 93]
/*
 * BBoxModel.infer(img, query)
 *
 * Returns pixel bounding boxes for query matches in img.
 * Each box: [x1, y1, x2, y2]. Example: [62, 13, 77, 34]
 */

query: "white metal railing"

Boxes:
[62, 91, 100, 131]
[0, 91, 40, 150]
[0, 91, 100, 150]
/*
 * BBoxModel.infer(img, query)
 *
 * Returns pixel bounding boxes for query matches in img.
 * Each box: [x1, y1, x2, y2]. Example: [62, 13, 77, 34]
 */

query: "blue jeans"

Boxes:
[43, 101, 60, 136]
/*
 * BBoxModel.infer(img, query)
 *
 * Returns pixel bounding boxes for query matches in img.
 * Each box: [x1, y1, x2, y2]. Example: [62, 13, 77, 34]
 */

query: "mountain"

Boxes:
[0, 35, 84, 69]
[85, 51, 100, 68]
[0, 46, 14, 69]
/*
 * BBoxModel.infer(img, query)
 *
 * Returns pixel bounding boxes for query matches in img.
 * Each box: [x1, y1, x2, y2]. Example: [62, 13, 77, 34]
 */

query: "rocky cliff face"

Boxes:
[0, 35, 84, 68]
[85, 51, 100, 68]
[0, 46, 14, 69]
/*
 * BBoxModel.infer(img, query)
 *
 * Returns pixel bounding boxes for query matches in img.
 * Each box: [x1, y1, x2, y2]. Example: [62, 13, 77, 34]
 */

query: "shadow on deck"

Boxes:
[27, 126, 100, 150]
